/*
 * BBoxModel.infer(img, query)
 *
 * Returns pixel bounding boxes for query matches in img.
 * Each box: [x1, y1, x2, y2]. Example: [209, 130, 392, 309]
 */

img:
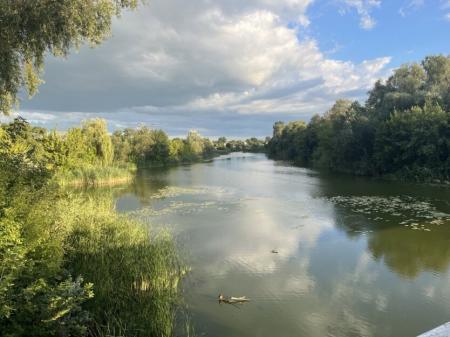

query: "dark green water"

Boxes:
[115, 153, 450, 337]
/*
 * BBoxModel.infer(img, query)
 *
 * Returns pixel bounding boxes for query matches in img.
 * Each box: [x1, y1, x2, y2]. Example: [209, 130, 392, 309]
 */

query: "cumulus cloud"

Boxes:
[18, 0, 391, 136]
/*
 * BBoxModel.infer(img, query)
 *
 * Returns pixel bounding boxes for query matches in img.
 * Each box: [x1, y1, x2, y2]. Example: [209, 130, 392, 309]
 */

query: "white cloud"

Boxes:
[342, 0, 381, 30]
[18, 0, 391, 136]
[1, 110, 56, 125]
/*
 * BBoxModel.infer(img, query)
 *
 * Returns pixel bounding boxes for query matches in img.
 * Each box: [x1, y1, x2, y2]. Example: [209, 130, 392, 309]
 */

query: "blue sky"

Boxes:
[5, 0, 450, 138]
[309, 1, 450, 65]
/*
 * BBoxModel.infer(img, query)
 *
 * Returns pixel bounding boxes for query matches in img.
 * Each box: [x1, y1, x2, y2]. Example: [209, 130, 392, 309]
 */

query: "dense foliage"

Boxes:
[267, 55, 450, 182]
[223, 137, 267, 153]
[0, 119, 190, 337]
[0, 0, 140, 115]
[112, 128, 266, 166]
[113, 128, 215, 166]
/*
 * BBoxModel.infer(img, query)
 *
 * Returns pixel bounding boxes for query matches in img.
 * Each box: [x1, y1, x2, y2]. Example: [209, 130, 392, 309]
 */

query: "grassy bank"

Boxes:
[0, 117, 200, 336]
[56, 164, 137, 187]
[0, 183, 185, 337]
[63, 195, 185, 337]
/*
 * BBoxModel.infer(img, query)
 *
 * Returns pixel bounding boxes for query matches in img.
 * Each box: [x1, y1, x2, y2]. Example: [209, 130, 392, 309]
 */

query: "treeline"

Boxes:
[267, 55, 450, 182]
[0, 117, 265, 186]
[112, 129, 266, 166]
[216, 137, 267, 153]
[113, 128, 215, 166]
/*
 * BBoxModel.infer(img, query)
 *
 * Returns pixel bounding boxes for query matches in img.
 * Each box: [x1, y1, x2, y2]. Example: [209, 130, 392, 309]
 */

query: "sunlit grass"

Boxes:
[56, 164, 136, 187]
[57, 195, 187, 337]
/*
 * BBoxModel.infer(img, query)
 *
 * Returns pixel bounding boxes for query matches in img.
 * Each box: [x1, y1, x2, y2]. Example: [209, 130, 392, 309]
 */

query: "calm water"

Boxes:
[115, 153, 450, 337]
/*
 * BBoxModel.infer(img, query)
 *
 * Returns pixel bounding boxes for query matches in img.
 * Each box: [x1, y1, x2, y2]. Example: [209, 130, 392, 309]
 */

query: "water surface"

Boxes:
[116, 153, 450, 337]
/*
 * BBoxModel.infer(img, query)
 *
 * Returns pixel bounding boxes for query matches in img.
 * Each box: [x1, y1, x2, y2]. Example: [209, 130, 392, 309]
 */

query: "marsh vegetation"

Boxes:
[0, 118, 190, 337]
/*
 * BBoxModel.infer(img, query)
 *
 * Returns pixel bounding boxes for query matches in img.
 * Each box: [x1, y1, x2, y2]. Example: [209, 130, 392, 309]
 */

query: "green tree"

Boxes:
[112, 129, 133, 163]
[267, 55, 450, 182]
[374, 103, 449, 179]
[367, 63, 427, 120]
[184, 131, 204, 160]
[0, 0, 140, 115]
[0, 119, 94, 337]
[202, 138, 216, 158]
[128, 127, 170, 166]
[65, 128, 96, 167]
[422, 55, 450, 110]
[64, 119, 114, 168]
[81, 119, 114, 166]
[169, 138, 185, 162]
[215, 137, 227, 150]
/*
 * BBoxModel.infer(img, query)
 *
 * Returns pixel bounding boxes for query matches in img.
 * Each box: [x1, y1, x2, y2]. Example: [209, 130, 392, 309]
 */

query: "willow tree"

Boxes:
[0, 0, 140, 115]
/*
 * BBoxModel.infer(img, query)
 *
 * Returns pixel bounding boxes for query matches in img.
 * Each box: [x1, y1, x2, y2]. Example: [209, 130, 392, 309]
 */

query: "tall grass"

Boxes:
[58, 195, 186, 337]
[1, 184, 187, 337]
[56, 164, 136, 187]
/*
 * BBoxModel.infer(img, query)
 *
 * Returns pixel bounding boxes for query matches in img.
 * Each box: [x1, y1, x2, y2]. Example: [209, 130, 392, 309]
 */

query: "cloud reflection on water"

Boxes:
[114, 154, 450, 337]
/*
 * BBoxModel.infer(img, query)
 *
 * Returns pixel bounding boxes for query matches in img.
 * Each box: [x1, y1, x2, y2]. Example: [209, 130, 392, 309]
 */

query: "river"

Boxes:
[115, 153, 450, 337]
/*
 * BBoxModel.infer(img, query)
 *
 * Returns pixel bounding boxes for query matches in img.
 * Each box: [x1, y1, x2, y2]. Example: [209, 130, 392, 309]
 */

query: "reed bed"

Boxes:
[56, 164, 136, 187]
[57, 195, 186, 337]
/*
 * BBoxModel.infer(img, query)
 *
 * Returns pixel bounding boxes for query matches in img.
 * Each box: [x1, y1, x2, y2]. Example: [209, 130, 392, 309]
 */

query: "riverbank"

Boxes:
[0, 181, 186, 337]
[272, 157, 450, 187]
[63, 194, 185, 337]
[56, 164, 137, 187]
[0, 118, 188, 337]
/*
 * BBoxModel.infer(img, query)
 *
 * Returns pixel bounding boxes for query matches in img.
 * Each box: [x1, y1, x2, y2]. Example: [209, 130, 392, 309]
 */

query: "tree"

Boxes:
[245, 138, 266, 153]
[267, 55, 450, 182]
[0, 118, 54, 192]
[374, 103, 449, 179]
[147, 130, 170, 164]
[215, 137, 227, 150]
[0, 0, 140, 115]
[273, 121, 285, 138]
[422, 55, 450, 110]
[185, 131, 204, 160]
[65, 128, 96, 167]
[367, 63, 427, 120]
[111, 129, 133, 163]
[81, 119, 114, 166]
[169, 138, 184, 162]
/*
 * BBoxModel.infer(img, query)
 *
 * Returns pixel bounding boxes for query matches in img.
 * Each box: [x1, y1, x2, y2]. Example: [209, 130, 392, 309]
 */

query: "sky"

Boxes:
[7, 0, 450, 138]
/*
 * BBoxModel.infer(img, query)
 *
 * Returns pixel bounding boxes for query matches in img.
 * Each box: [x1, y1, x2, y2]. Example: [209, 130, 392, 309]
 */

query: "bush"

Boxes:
[0, 184, 183, 337]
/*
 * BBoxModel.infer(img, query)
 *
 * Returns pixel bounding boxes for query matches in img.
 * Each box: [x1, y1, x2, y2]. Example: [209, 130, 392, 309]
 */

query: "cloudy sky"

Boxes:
[9, 0, 450, 137]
